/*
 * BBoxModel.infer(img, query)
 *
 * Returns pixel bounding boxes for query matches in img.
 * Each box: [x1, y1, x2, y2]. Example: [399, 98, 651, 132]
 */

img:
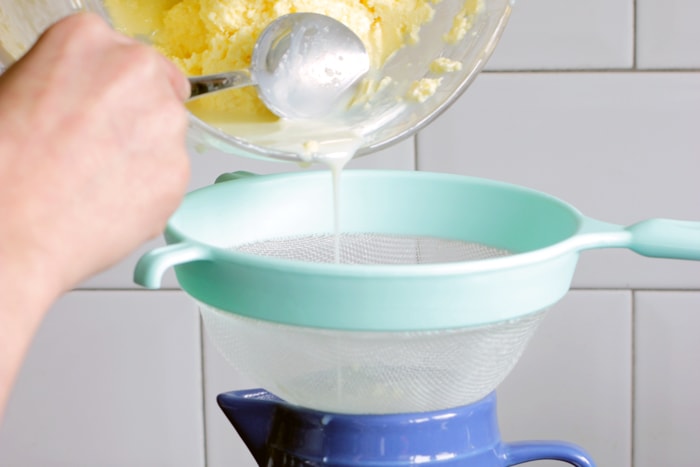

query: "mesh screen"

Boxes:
[234, 233, 512, 264]
[201, 304, 545, 414]
[205, 233, 539, 413]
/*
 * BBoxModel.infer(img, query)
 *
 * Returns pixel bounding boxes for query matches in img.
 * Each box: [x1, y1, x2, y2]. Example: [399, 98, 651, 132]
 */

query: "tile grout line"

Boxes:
[413, 134, 420, 171]
[198, 312, 210, 467]
[630, 289, 637, 467]
[632, 0, 638, 70]
[569, 287, 700, 293]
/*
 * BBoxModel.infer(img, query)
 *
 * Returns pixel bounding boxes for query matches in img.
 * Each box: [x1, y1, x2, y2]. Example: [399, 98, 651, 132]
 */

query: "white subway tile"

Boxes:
[0, 291, 204, 467]
[486, 0, 634, 70]
[498, 290, 632, 467]
[634, 291, 700, 467]
[637, 0, 700, 69]
[418, 71, 700, 289]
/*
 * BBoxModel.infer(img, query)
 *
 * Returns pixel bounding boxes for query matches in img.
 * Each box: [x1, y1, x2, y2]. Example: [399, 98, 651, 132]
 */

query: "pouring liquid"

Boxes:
[211, 117, 364, 263]
[314, 141, 362, 264]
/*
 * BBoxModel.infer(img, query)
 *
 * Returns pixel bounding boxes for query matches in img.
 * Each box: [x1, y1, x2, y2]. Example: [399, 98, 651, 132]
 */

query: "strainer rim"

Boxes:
[165, 169, 589, 277]
[164, 228, 589, 277]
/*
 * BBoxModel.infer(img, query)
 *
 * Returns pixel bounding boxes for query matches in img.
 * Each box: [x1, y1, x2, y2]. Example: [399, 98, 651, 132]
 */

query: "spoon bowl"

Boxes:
[187, 12, 370, 119]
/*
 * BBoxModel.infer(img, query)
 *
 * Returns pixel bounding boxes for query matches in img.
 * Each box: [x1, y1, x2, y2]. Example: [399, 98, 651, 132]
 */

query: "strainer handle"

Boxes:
[626, 219, 700, 261]
[503, 440, 595, 466]
[577, 217, 700, 261]
[134, 242, 211, 289]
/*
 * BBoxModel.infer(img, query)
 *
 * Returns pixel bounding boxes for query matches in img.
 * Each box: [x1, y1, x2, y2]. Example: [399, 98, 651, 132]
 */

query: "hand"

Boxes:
[0, 12, 191, 295]
[0, 12, 191, 418]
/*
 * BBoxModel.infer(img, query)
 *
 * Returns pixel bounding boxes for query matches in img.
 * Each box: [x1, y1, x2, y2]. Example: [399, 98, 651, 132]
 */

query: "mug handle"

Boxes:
[503, 440, 595, 467]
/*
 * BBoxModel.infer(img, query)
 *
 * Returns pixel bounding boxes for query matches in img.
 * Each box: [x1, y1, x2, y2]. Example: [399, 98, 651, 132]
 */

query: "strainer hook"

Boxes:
[134, 242, 211, 288]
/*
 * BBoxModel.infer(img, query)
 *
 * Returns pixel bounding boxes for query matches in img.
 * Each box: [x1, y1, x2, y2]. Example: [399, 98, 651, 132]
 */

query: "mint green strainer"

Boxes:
[134, 170, 700, 413]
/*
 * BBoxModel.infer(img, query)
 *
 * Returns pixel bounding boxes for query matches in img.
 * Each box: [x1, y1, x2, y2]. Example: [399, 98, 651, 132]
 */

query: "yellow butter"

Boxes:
[407, 78, 443, 103]
[430, 57, 463, 74]
[104, 0, 443, 123]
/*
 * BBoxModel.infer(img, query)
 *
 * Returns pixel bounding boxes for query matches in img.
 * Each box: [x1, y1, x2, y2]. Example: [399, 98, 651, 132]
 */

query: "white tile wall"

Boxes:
[3, 1, 699, 466]
[637, 0, 700, 69]
[486, 0, 634, 70]
[0, 291, 204, 467]
[634, 291, 700, 467]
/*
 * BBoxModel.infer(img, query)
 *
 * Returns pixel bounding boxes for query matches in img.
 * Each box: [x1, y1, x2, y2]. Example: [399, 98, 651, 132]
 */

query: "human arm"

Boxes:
[0, 13, 191, 419]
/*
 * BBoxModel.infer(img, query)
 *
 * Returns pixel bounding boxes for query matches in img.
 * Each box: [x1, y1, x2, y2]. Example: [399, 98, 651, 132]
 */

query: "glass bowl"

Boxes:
[0, 0, 513, 163]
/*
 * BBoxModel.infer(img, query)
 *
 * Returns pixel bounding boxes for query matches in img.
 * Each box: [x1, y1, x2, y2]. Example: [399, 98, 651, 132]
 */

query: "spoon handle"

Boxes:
[188, 70, 253, 100]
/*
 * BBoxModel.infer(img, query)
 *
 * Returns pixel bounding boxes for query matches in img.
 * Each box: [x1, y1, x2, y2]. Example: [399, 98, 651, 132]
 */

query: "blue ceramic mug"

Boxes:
[218, 388, 595, 467]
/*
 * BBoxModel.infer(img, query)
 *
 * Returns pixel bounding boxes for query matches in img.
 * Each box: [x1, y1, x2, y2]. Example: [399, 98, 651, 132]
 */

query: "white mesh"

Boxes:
[234, 233, 513, 264]
[201, 304, 545, 414]
[200, 233, 543, 413]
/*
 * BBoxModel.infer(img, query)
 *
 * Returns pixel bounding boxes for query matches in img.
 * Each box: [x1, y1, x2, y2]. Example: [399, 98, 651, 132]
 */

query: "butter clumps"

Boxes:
[430, 57, 463, 74]
[444, 0, 485, 44]
[407, 78, 443, 103]
[104, 0, 439, 123]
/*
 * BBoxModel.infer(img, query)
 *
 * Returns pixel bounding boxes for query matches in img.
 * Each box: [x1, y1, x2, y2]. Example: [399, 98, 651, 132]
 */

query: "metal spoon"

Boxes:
[187, 12, 370, 119]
